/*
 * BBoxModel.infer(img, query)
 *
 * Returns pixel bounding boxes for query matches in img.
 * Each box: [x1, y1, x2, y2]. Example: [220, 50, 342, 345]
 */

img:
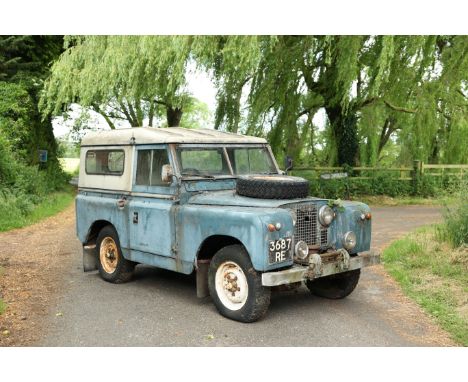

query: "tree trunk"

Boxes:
[148, 101, 155, 127]
[326, 106, 359, 166]
[377, 117, 397, 157]
[166, 106, 183, 127]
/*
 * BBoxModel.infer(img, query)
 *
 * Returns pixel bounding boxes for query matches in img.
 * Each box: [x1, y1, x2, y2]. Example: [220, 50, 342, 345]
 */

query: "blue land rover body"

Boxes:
[76, 127, 379, 322]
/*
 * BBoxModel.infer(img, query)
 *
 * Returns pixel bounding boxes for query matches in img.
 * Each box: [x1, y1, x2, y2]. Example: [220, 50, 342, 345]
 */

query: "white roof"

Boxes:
[81, 127, 267, 146]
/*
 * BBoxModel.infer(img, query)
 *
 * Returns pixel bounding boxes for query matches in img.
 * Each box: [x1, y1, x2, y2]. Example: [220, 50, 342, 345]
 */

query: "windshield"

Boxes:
[176, 145, 278, 177]
[226, 147, 277, 175]
[177, 147, 231, 176]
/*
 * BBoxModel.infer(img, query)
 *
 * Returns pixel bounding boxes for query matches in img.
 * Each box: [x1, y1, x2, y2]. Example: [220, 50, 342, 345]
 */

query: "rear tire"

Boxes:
[305, 269, 360, 299]
[208, 245, 270, 323]
[96, 225, 135, 283]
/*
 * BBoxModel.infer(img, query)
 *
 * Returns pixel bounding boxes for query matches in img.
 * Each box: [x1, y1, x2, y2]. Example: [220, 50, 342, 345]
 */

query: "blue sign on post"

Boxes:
[39, 150, 48, 163]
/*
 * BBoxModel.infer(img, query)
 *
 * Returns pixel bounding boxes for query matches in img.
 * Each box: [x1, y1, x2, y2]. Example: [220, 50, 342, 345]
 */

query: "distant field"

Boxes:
[59, 158, 80, 174]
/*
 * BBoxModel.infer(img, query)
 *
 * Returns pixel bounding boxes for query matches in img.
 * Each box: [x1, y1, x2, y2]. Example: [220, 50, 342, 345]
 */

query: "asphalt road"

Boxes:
[39, 205, 454, 346]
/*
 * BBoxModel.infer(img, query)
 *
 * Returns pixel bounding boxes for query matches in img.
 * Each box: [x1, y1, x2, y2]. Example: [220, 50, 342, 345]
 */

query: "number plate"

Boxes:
[268, 237, 293, 264]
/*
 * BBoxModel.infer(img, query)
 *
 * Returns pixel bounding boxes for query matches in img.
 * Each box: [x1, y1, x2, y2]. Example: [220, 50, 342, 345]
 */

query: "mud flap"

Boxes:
[83, 244, 98, 272]
[196, 259, 210, 298]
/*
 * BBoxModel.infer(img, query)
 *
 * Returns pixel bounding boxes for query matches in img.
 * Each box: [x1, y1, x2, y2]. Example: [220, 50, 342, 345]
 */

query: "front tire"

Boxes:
[305, 269, 360, 299]
[208, 245, 270, 323]
[96, 225, 135, 283]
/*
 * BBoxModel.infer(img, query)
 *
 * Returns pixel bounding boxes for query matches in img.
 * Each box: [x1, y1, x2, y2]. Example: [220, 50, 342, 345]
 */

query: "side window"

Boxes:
[135, 150, 152, 185]
[85, 150, 124, 175]
[135, 149, 171, 187]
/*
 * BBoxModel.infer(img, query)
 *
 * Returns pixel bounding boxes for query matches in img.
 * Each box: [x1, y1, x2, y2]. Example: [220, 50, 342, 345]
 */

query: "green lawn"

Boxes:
[0, 186, 75, 232]
[59, 157, 80, 175]
[382, 226, 468, 345]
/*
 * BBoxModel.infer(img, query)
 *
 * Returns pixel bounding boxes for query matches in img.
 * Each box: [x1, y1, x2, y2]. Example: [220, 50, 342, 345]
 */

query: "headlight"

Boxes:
[294, 240, 309, 260]
[318, 205, 335, 226]
[343, 231, 357, 251]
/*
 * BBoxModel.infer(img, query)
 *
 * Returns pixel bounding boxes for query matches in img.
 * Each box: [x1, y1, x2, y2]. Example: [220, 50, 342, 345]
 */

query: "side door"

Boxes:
[128, 145, 178, 257]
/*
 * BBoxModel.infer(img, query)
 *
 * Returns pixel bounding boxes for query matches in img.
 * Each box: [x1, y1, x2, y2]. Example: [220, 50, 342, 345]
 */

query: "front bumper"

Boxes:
[261, 249, 380, 287]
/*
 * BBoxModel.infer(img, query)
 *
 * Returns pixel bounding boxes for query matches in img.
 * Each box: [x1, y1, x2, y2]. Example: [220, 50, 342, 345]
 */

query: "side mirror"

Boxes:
[161, 164, 174, 183]
[284, 156, 293, 172]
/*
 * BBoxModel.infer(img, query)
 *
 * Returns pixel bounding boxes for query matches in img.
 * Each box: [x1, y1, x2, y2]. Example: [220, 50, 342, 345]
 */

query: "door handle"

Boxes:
[117, 197, 127, 209]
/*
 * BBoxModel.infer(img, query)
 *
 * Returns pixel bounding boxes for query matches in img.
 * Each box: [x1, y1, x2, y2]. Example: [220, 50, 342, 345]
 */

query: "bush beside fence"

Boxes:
[292, 161, 468, 199]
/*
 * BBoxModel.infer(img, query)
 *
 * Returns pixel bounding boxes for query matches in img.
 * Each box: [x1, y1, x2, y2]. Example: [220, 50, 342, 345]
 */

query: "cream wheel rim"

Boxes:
[99, 237, 119, 274]
[215, 261, 248, 311]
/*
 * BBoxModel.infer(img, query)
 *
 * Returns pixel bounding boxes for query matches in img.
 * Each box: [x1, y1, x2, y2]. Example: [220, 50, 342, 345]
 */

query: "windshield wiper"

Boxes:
[181, 171, 216, 179]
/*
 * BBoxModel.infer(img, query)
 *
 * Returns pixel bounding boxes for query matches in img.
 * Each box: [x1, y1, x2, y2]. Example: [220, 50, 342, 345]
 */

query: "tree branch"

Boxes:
[457, 89, 467, 99]
[92, 104, 116, 130]
[117, 100, 136, 126]
[383, 100, 417, 114]
[126, 101, 141, 126]
[153, 99, 168, 107]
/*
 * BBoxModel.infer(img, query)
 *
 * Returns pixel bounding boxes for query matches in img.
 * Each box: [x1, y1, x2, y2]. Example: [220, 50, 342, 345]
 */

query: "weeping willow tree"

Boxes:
[41, 36, 194, 128]
[194, 35, 468, 166]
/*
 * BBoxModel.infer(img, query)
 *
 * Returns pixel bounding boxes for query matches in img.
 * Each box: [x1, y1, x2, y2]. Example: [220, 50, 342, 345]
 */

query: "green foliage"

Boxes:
[179, 97, 212, 129]
[195, 36, 468, 167]
[0, 127, 70, 231]
[0, 36, 63, 81]
[42, 36, 195, 128]
[0, 81, 36, 160]
[295, 169, 465, 199]
[57, 139, 80, 158]
[437, 181, 468, 247]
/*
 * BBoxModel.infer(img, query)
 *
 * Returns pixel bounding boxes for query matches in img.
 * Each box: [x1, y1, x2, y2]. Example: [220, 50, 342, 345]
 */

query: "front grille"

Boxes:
[320, 228, 328, 246]
[294, 204, 317, 245]
[288, 204, 328, 247]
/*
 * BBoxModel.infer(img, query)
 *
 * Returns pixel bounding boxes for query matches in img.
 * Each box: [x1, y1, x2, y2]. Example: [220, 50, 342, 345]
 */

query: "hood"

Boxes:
[187, 190, 325, 208]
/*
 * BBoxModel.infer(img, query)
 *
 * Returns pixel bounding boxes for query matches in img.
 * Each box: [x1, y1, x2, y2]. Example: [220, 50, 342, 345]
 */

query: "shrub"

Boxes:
[0, 130, 70, 229]
[295, 168, 464, 200]
[438, 180, 468, 247]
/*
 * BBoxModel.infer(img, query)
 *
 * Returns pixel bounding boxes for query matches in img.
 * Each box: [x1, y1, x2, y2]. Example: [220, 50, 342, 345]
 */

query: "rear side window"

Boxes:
[135, 149, 171, 186]
[85, 150, 125, 175]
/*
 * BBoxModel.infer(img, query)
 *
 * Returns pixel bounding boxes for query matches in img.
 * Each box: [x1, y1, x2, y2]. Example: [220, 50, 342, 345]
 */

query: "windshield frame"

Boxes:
[174, 143, 280, 179]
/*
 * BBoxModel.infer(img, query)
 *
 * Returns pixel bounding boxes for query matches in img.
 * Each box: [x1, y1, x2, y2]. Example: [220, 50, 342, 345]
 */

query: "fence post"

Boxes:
[412, 160, 421, 195]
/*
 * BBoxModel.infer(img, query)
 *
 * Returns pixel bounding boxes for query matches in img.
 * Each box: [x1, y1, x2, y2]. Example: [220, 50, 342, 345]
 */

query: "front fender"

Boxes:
[328, 201, 372, 253]
[177, 205, 295, 271]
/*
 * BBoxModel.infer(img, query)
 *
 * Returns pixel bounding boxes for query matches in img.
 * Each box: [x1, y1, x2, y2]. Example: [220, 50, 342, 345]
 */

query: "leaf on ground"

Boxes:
[206, 334, 215, 340]
[2, 329, 10, 336]
[55, 312, 63, 317]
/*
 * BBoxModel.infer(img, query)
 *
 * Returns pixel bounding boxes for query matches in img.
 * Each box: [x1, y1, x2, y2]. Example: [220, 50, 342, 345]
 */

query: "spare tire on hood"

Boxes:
[236, 175, 309, 199]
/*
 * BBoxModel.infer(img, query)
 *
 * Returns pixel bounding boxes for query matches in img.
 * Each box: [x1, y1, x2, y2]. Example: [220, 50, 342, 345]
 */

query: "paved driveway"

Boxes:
[33, 205, 454, 346]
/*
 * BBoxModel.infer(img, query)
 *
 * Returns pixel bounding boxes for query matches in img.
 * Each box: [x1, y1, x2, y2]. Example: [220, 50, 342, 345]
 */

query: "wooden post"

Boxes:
[412, 160, 421, 195]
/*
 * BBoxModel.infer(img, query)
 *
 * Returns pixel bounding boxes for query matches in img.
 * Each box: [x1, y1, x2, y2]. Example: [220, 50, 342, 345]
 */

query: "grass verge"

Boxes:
[0, 185, 75, 232]
[382, 226, 468, 345]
